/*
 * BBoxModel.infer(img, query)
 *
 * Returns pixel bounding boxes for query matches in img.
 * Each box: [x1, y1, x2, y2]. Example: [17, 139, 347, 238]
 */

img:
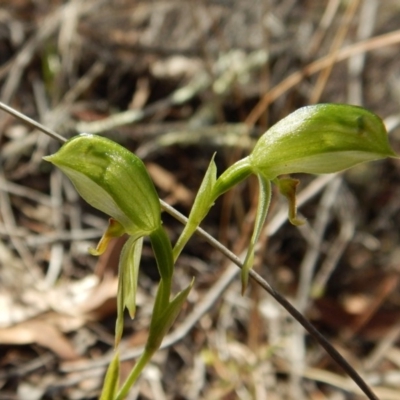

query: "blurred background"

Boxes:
[1, 1, 400, 399]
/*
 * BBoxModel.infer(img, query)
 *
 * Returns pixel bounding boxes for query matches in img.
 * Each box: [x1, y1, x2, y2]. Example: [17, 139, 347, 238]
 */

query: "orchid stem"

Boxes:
[115, 350, 152, 400]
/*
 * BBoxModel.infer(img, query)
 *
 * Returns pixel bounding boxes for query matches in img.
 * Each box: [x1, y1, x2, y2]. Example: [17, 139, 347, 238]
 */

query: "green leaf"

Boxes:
[250, 104, 397, 180]
[241, 176, 271, 294]
[115, 235, 143, 347]
[100, 351, 120, 400]
[44, 134, 161, 235]
[173, 155, 218, 261]
[145, 279, 194, 354]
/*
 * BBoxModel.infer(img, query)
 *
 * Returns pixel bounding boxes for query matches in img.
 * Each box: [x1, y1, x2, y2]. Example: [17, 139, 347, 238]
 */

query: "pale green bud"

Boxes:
[250, 104, 397, 180]
[44, 134, 161, 236]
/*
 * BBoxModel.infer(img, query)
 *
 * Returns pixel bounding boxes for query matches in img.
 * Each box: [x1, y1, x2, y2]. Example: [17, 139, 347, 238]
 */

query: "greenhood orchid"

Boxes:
[44, 134, 193, 396]
[44, 133, 161, 237]
[173, 104, 397, 291]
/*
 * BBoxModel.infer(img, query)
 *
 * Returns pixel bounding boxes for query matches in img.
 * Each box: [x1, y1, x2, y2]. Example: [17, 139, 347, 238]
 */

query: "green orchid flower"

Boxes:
[44, 134, 167, 341]
[44, 133, 161, 237]
[173, 104, 397, 291]
[249, 104, 396, 179]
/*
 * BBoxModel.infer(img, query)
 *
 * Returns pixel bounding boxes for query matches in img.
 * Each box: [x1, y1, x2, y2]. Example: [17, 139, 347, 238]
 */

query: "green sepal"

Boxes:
[273, 177, 305, 226]
[115, 235, 143, 347]
[44, 134, 161, 236]
[173, 155, 218, 261]
[89, 218, 126, 256]
[250, 104, 397, 180]
[241, 175, 271, 294]
[145, 279, 194, 354]
[100, 350, 120, 400]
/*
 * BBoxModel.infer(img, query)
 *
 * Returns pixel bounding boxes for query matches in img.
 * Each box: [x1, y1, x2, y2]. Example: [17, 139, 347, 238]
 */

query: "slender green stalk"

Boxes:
[100, 351, 120, 400]
[115, 281, 170, 399]
[115, 350, 152, 400]
[150, 225, 174, 288]
[212, 156, 252, 198]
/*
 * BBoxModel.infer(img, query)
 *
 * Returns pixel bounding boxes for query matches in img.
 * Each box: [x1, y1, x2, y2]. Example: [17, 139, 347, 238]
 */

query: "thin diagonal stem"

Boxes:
[0, 102, 67, 143]
[160, 200, 378, 400]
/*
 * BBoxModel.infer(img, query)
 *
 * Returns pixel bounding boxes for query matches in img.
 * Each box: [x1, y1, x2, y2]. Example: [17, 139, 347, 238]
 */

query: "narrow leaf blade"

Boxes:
[241, 176, 271, 294]
[100, 351, 120, 400]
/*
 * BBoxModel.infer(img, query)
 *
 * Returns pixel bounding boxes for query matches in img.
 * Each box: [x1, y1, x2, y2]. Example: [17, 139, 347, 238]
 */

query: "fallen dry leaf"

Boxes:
[0, 317, 80, 360]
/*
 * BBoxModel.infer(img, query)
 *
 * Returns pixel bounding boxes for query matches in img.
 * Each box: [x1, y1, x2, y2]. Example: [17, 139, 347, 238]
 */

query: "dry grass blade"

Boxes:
[246, 28, 400, 126]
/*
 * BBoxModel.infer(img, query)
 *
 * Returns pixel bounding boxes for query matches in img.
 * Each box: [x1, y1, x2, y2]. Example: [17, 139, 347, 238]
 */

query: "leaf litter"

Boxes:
[1, 0, 400, 399]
